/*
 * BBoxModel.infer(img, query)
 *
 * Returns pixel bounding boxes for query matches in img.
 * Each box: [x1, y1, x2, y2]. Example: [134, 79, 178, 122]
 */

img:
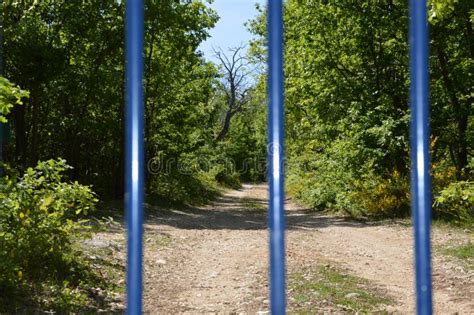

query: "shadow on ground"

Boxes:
[143, 193, 373, 231]
[94, 185, 379, 233]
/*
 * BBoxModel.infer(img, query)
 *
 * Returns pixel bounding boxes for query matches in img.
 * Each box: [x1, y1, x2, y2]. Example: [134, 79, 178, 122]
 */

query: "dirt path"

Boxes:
[141, 186, 269, 313]
[95, 184, 473, 313]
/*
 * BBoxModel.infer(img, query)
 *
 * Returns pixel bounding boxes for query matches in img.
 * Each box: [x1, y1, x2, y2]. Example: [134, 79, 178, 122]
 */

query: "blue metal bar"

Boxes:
[125, 0, 145, 314]
[267, 1, 286, 314]
[409, 1, 433, 314]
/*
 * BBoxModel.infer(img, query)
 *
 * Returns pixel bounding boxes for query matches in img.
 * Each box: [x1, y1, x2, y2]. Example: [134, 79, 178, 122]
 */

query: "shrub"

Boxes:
[149, 170, 220, 205]
[347, 170, 411, 218]
[0, 159, 99, 310]
[213, 164, 241, 189]
[434, 181, 474, 222]
[286, 137, 364, 213]
[147, 153, 240, 205]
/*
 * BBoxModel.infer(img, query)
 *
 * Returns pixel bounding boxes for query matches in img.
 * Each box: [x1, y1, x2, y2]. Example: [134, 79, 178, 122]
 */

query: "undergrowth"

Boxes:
[0, 159, 119, 312]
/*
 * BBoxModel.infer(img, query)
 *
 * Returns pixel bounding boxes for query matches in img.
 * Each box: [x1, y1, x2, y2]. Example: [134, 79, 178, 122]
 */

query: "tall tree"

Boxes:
[213, 46, 252, 141]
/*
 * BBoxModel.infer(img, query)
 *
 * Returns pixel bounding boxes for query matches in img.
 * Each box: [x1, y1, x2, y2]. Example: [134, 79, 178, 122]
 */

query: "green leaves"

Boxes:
[250, 0, 472, 219]
[0, 159, 98, 289]
[0, 76, 29, 123]
[434, 181, 474, 221]
[274, 0, 412, 213]
[2, 1, 222, 199]
[429, 0, 459, 22]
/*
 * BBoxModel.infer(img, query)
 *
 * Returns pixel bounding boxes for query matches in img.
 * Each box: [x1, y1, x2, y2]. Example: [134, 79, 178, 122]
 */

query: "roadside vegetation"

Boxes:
[289, 265, 394, 313]
[0, 159, 115, 312]
[248, 0, 473, 223]
[442, 243, 474, 270]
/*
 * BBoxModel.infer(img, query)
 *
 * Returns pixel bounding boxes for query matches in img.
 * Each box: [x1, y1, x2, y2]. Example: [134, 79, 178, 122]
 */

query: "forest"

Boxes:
[0, 0, 472, 312]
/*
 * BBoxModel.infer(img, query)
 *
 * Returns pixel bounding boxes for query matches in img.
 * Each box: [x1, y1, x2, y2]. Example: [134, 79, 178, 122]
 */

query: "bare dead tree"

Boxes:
[213, 45, 252, 141]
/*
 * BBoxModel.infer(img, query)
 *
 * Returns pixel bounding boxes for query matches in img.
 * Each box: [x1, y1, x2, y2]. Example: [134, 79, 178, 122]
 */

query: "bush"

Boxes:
[434, 181, 474, 222]
[147, 152, 240, 205]
[149, 170, 220, 205]
[285, 137, 410, 218]
[347, 170, 411, 218]
[286, 138, 363, 212]
[213, 164, 241, 189]
[0, 159, 100, 311]
[287, 158, 411, 218]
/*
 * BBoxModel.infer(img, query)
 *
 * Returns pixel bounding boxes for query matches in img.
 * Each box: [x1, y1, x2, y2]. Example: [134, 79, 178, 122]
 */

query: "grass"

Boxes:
[289, 265, 393, 313]
[145, 233, 173, 248]
[432, 218, 474, 230]
[442, 243, 474, 270]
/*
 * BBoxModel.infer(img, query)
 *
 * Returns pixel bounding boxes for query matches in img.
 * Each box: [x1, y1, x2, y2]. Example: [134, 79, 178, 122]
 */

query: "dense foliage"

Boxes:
[2, 0, 471, 215]
[249, 0, 473, 220]
[1, 1, 220, 199]
[0, 76, 28, 123]
[0, 159, 104, 312]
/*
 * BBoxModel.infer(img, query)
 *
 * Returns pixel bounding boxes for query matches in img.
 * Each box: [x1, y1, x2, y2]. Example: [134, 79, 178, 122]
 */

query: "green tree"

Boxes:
[249, 0, 473, 217]
[2, 1, 220, 199]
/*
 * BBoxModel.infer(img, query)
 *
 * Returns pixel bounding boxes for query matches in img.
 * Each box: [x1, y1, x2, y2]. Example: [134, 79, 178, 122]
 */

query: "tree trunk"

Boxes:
[29, 88, 40, 166]
[216, 110, 233, 141]
[13, 103, 26, 166]
[435, 44, 469, 179]
[114, 79, 126, 197]
[465, 15, 474, 59]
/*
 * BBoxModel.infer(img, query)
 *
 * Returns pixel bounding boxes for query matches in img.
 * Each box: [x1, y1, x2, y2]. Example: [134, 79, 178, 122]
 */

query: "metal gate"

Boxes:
[124, 1, 433, 314]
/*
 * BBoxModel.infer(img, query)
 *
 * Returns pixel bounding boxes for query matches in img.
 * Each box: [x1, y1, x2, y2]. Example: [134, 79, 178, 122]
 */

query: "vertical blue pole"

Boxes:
[125, 0, 144, 314]
[409, 1, 432, 314]
[267, 1, 286, 314]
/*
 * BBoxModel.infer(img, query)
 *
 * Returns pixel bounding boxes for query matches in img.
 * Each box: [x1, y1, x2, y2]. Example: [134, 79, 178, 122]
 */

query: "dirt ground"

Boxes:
[92, 184, 473, 314]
